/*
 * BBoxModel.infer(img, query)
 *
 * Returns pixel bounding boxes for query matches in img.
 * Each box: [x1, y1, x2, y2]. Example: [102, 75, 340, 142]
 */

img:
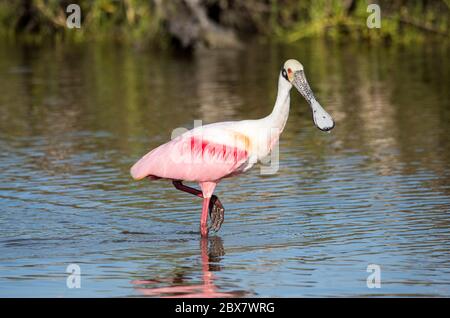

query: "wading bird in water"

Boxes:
[130, 59, 335, 237]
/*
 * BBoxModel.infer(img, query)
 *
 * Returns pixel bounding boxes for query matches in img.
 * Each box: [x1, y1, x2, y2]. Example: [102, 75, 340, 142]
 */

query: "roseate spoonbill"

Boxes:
[130, 59, 335, 237]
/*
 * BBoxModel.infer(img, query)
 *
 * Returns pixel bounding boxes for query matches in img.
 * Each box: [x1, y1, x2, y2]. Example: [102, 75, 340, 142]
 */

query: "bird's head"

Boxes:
[281, 59, 335, 132]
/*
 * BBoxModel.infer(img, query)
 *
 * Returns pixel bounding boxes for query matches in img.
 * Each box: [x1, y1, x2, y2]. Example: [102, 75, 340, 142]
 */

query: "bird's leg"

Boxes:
[208, 195, 225, 232]
[200, 197, 210, 237]
[172, 181, 225, 232]
[172, 180, 203, 198]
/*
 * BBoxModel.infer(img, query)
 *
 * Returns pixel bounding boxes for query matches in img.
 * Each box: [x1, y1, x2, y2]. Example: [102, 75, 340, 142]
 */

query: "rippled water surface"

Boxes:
[0, 41, 449, 297]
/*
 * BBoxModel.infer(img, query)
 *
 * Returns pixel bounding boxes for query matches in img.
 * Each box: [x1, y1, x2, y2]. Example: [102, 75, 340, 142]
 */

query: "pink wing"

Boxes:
[130, 129, 250, 182]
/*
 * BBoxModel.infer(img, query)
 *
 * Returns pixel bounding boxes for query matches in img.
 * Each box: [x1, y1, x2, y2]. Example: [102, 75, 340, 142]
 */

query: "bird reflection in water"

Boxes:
[131, 236, 244, 297]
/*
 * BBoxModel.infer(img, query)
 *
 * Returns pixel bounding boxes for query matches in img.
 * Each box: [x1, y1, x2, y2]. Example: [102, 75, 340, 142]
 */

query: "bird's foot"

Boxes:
[208, 195, 225, 232]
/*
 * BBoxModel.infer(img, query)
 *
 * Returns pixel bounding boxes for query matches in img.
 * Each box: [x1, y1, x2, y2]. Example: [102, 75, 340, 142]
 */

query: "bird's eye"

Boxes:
[282, 69, 288, 80]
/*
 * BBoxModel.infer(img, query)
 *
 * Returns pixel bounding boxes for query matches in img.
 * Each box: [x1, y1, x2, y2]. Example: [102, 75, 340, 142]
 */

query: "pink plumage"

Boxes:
[130, 133, 249, 182]
[130, 125, 251, 237]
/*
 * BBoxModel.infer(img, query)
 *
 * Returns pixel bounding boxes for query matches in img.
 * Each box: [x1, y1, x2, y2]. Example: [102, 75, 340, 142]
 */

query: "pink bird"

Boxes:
[131, 59, 335, 237]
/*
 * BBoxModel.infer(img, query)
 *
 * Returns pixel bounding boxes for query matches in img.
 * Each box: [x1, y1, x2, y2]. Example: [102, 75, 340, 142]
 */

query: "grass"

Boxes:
[0, 0, 448, 48]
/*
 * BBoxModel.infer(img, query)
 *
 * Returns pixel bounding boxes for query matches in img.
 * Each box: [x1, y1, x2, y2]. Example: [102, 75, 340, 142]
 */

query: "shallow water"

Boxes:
[0, 40, 449, 297]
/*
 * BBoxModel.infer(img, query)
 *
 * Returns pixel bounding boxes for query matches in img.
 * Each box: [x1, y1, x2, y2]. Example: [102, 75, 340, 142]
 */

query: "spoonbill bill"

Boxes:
[130, 59, 335, 237]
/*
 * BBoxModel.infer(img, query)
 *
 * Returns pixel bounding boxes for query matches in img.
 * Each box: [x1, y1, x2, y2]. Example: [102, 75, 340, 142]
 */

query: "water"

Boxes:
[0, 40, 449, 297]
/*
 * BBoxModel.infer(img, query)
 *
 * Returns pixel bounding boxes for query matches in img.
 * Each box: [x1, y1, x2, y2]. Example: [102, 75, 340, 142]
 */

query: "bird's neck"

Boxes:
[266, 74, 292, 132]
